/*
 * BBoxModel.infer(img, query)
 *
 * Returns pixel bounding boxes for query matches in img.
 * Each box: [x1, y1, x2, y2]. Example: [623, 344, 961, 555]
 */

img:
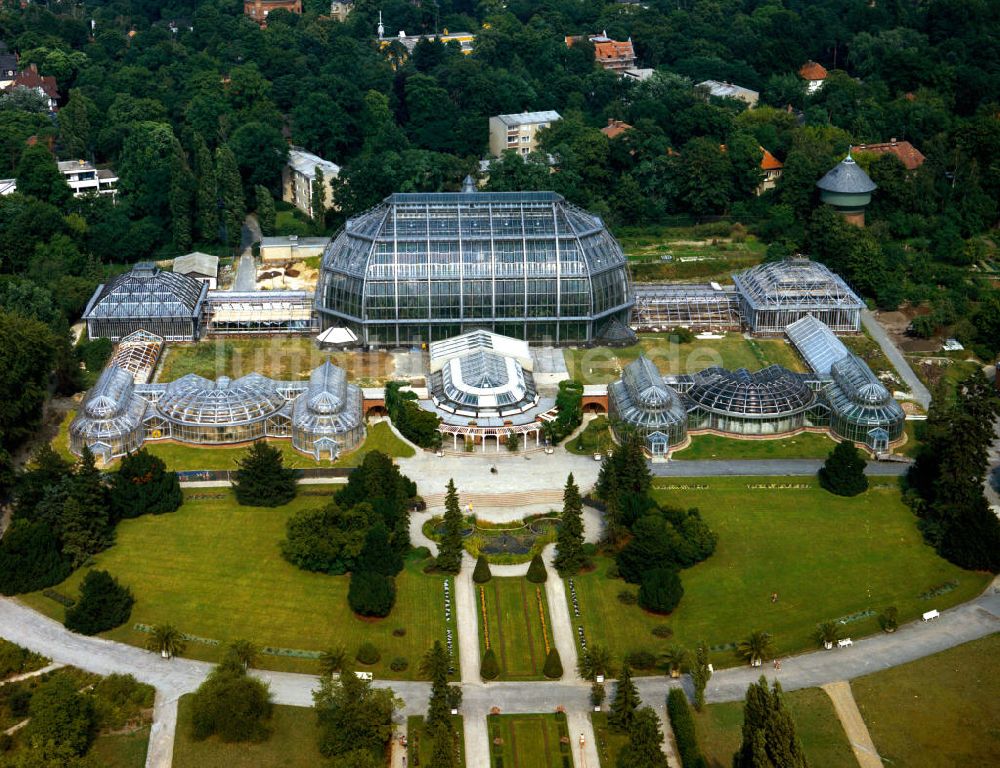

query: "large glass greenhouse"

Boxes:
[69, 365, 148, 462]
[291, 360, 364, 459]
[608, 356, 688, 454]
[825, 354, 905, 451]
[732, 259, 864, 334]
[315, 186, 634, 346]
[83, 263, 208, 341]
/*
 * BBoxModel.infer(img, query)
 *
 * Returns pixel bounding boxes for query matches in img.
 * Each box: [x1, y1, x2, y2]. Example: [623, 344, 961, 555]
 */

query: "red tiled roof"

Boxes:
[594, 40, 634, 60]
[851, 140, 925, 171]
[760, 147, 783, 171]
[798, 61, 828, 81]
[601, 119, 632, 139]
[9, 64, 58, 100]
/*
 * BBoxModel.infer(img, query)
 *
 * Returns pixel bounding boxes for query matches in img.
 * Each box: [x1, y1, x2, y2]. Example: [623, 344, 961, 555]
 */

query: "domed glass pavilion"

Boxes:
[315, 187, 633, 346]
[608, 356, 688, 455]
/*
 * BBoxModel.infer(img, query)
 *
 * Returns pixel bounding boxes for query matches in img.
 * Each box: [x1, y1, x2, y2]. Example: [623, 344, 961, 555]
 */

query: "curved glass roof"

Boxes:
[685, 365, 814, 416]
[733, 259, 864, 310]
[292, 360, 362, 434]
[157, 373, 286, 425]
[84, 263, 206, 320]
[816, 155, 877, 194]
[830, 355, 892, 406]
[428, 332, 537, 413]
[611, 356, 687, 430]
[71, 365, 148, 442]
[785, 315, 849, 375]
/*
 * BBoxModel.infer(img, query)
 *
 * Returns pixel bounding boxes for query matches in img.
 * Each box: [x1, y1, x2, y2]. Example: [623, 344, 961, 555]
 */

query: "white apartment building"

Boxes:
[488, 111, 561, 158]
[57, 160, 118, 198]
[282, 147, 340, 218]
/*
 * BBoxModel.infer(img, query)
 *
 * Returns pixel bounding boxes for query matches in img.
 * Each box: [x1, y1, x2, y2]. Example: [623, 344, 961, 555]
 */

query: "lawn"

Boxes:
[155, 337, 394, 386]
[335, 420, 415, 467]
[671, 431, 837, 460]
[566, 477, 990, 669]
[563, 333, 806, 385]
[22, 489, 456, 678]
[618, 225, 767, 283]
[488, 713, 573, 768]
[173, 696, 324, 768]
[479, 577, 554, 680]
[566, 416, 612, 455]
[89, 727, 151, 768]
[407, 714, 466, 767]
[694, 687, 854, 768]
[591, 712, 630, 767]
[851, 632, 1000, 768]
[842, 331, 910, 395]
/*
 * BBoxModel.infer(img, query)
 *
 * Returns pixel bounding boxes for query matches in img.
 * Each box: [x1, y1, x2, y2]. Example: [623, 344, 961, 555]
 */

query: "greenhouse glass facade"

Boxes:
[291, 361, 364, 459]
[69, 366, 147, 462]
[608, 356, 688, 454]
[315, 190, 633, 346]
[825, 355, 905, 451]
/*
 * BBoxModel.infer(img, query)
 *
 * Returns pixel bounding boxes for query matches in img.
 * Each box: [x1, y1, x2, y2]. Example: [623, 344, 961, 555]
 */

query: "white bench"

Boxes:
[837, 638, 853, 648]
[922, 609, 940, 621]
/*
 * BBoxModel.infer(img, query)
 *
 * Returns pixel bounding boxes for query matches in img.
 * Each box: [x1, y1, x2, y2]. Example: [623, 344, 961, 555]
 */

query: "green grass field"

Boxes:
[479, 577, 555, 680]
[22, 489, 455, 678]
[563, 333, 805, 385]
[671, 431, 837, 460]
[618, 226, 767, 283]
[851, 633, 1000, 767]
[566, 416, 612, 455]
[155, 338, 394, 386]
[694, 687, 854, 768]
[566, 477, 989, 669]
[173, 696, 324, 768]
[89, 728, 151, 768]
[488, 713, 573, 768]
[407, 715, 466, 767]
[591, 712, 630, 767]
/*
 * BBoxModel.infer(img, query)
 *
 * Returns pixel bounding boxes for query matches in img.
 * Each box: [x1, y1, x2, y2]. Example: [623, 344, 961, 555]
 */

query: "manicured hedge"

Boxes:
[667, 688, 706, 768]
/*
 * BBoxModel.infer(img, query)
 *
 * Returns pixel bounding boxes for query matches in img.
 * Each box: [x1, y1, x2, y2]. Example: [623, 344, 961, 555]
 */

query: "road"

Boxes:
[861, 309, 931, 410]
[232, 215, 261, 291]
[652, 459, 910, 477]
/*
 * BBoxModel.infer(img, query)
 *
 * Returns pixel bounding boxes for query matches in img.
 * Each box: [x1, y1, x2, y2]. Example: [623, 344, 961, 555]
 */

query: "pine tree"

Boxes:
[472, 554, 492, 583]
[554, 473, 585, 576]
[169, 152, 195, 253]
[818, 441, 868, 496]
[526, 553, 548, 583]
[421, 641, 451, 731]
[215, 144, 244, 250]
[616, 707, 668, 768]
[110, 449, 182, 521]
[311, 166, 326, 231]
[733, 676, 808, 768]
[608, 662, 640, 733]
[427, 721, 457, 768]
[255, 184, 276, 236]
[60, 447, 112, 566]
[691, 641, 712, 712]
[59, 89, 93, 158]
[357, 521, 403, 576]
[193, 134, 218, 242]
[436, 479, 464, 573]
[233, 441, 297, 507]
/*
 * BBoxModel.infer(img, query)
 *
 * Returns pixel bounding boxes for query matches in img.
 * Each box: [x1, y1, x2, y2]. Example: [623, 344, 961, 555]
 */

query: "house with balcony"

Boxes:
[282, 147, 340, 218]
[488, 111, 561, 158]
[57, 160, 118, 198]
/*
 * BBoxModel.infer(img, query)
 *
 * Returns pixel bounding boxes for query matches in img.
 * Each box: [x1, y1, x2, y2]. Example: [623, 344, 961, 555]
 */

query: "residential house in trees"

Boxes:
[565, 32, 637, 73]
[4, 63, 58, 110]
[697, 80, 759, 108]
[243, 0, 302, 27]
[851, 139, 925, 171]
[57, 160, 118, 198]
[489, 111, 561, 157]
[282, 147, 340, 218]
[601, 119, 632, 139]
[329, 1, 353, 22]
[757, 147, 784, 194]
[798, 60, 828, 93]
[0, 42, 17, 89]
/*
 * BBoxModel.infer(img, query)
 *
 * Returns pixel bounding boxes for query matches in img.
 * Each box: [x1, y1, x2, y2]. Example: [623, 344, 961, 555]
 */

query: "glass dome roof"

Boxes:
[610, 356, 687, 432]
[85, 263, 206, 320]
[685, 365, 814, 416]
[292, 360, 362, 435]
[158, 373, 286, 425]
[733, 259, 864, 311]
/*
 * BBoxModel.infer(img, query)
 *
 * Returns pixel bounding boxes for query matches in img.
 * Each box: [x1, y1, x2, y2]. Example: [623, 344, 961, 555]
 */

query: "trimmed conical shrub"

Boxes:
[481, 648, 499, 680]
[526, 553, 547, 583]
[473, 554, 492, 584]
[543, 648, 563, 679]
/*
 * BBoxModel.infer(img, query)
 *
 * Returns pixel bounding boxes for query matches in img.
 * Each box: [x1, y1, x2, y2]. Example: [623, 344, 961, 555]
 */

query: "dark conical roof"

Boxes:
[816, 155, 877, 194]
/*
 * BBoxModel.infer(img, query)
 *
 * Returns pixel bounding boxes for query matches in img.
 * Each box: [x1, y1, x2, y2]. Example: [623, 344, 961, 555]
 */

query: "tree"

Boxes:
[436, 479, 464, 573]
[577, 645, 616, 682]
[193, 134, 218, 242]
[281, 501, 373, 575]
[608, 662, 640, 733]
[814, 622, 841, 649]
[526, 553, 548, 583]
[480, 648, 499, 680]
[472, 554, 492, 584]
[59, 89, 94, 158]
[818, 441, 869, 496]
[24, 675, 96, 757]
[591, 681, 606, 709]
[311, 166, 326, 230]
[319, 646, 347, 676]
[356, 521, 403, 577]
[118, 121, 184, 226]
[543, 648, 563, 679]
[60, 448, 113, 567]
[110, 449, 182, 521]
[659, 645, 688, 678]
[233, 441, 297, 507]
[169, 153, 195, 253]
[226, 639, 259, 671]
[215, 144, 245, 250]
[678, 137, 733, 215]
[16, 145, 71, 207]
[64, 570, 135, 635]
[190, 662, 273, 742]
[348, 570, 396, 617]
[0, 520, 71, 595]
[554, 473, 585, 576]
[639, 567, 684, 614]
[666, 689, 704, 768]
[616, 707, 668, 768]
[691, 641, 712, 711]
[228, 122, 288, 193]
[733, 677, 808, 768]
[421, 641, 452, 731]
[596, 431, 652, 544]
[255, 184, 276, 236]
[145, 624, 186, 659]
[427, 720, 458, 768]
[313, 664, 398, 760]
[0, 311, 55, 451]
[736, 631, 774, 667]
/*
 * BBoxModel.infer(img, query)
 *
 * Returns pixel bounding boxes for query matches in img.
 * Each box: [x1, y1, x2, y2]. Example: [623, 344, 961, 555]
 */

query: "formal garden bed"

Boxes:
[423, 514, 559, 564]
[487, 712, 573, 768]
[590, 712, 631, 767]
[407, 714, 466, 767]
[21, 488, 457, 678]
[850, 633, 1000, 767]
[564, 477, 990, 671]
[694, 687, 854, 768]
[478, 577, 555, 681]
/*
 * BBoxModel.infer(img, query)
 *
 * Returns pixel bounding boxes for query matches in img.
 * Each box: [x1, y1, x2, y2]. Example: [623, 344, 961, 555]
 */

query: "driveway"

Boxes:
[861, 309, 931, 410]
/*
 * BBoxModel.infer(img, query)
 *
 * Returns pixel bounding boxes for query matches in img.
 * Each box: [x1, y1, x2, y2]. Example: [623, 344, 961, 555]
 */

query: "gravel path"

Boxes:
[861, 309, 931, 410]
[822, 681, 883, 768]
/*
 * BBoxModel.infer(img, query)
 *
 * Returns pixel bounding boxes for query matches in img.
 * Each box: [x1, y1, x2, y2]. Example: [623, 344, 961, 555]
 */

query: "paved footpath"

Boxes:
[822, 681, 883, 768]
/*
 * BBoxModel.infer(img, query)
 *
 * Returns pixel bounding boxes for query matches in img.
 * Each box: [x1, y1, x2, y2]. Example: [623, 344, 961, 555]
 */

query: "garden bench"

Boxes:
[837, 638, 853, 648]
[922, 609, 940, 621]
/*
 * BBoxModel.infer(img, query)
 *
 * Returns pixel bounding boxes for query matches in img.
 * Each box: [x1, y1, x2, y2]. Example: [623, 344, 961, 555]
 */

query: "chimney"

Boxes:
[890, 137, 897, 145]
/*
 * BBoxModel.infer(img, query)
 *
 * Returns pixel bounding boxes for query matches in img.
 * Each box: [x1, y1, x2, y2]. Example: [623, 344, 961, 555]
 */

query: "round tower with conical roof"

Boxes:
[816, 152, 877, 226]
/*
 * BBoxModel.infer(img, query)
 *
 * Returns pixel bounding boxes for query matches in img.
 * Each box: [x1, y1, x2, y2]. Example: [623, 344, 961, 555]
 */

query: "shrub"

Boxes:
[412, 546, 431, 560]
[389, 657, 409, 672]
[617, 589, 638, 605]
[543, 648, 563, 679]
[64, 570, 135, 635]
[819, 441, 869, 497]
[639, 567, 684, 614]
[667, 688, 705, 768]
[110, 449, 182, 521]
[392, 627, 407, 637]
[605, 562, 620, 579]
[348, 571, 396, 617]
[481, 648, 499, 680]
[624, 650, 657, 670]
[189, 664, 272, 742]
[473, 554, 493, 584]
[91, 674, 155, 731]
[652, 625, 674, 639]
[356, 643, 381, 665]
[526, 553, 547, 583]
[878, 606, 899, 632]
[25, 675, 96, 756]
[0, 639, 46, 679]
